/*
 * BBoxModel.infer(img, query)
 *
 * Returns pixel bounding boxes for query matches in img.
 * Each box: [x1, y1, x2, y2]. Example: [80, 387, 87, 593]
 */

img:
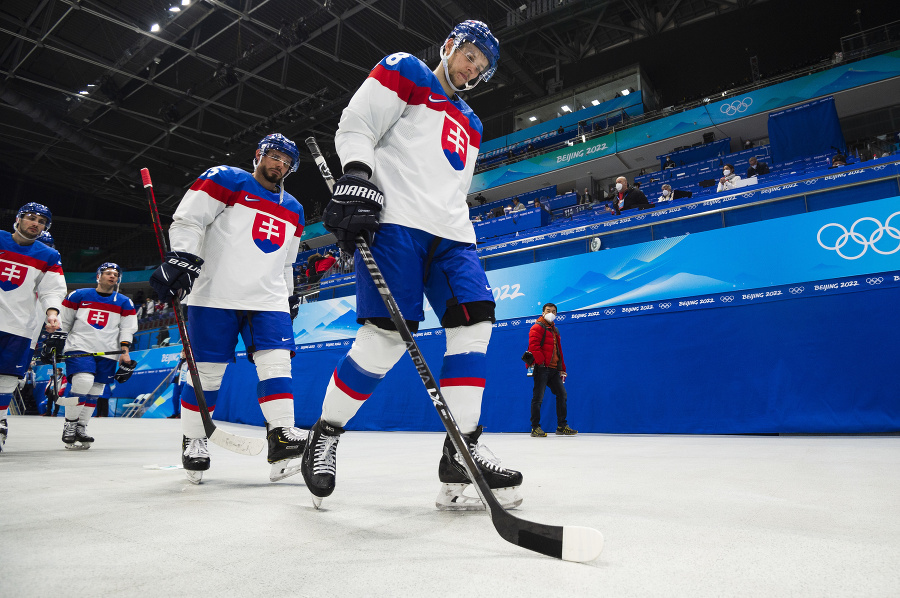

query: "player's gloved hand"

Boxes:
[40, 332, 67, 364]
[288, 295, 301, 320]
[114, 360, 138, 383]
[323, 174, 384, 253]
[150, 251, 204, 304]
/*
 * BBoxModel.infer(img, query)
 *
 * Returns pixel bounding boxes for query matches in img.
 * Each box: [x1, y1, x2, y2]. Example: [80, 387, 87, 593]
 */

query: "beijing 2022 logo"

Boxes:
[817, 212, 900, 259]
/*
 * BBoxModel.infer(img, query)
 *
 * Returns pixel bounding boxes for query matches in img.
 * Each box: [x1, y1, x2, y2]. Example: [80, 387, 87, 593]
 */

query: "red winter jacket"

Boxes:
[528, 316, 565, 372]
[315, 255, 336, 274]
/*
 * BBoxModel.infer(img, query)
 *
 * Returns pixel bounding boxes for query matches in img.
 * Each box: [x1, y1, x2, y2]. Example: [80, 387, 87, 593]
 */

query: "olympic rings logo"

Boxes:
[866, 277, 883, 285]
[659, 302, 671, 309]
[604, 309, 616, 315]
[435, 329, 444, 335]
[511, 320, 521, 325]
[555, 315, 565, 321]
[817, 212, 900, 260]
[789, 287, 805, 294]
[719, 97, 753, 116]
[719, 295, 734, 302]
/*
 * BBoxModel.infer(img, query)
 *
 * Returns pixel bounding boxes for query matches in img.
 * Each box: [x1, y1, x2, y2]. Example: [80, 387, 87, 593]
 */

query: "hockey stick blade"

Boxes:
[140, 167, 264, 457]
[304, 137, 603, 562]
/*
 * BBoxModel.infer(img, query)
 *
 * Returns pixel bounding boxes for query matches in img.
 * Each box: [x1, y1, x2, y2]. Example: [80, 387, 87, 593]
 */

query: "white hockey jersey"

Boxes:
[335, 53, 483, 244]
[60, 288, 138, 359]
[0, 231, 67, 339]
[169, 166, 304, 312]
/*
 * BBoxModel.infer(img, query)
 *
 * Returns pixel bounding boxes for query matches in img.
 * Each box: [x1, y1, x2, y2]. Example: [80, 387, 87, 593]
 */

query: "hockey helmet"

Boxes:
[37, 230, 56, 248]
[442, 20, 499, 90]
[257, 133, 299, 173]
[16, 202, 53, 231]
[96, 261, 122, 280]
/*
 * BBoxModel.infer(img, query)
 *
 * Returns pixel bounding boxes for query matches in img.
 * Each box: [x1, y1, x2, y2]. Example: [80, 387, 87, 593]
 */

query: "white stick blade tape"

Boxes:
[210, 429, 266, 456]
[562, 526, 604, 562]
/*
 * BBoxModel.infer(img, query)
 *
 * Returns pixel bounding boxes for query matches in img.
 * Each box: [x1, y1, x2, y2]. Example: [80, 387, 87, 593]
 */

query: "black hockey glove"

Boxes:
[288, 294, 301, 321]
[40, 332, 67, 364]
[150, 251, 204, 304]
[323, 174, 384, 253]
[114, 360, 138, 383]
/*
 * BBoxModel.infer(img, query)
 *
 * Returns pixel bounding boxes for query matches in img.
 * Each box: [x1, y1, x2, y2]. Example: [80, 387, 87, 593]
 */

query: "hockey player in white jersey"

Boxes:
[0, 203, 66, 452]
[43, 262, 138, 449]
[150, 133, 306, 484]
[300, 21, 523, 510]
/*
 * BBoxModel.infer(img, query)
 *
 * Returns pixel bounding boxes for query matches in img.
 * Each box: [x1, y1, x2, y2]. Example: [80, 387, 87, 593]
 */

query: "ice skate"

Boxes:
[267, 426, 309, 482]
[300, 419, 344, 508]
[62, 419, 90, 450]
[0, 418, 7, 452]
[437, 426, 523, 511]
[73, 424, 94, 449]
[182, 436, 210, 484]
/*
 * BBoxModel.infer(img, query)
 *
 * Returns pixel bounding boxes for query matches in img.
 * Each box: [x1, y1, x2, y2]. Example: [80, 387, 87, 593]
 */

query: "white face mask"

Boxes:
[723, 169, 732, 176]
[615, 183, 623, 191]
[543, 312, 556, 323]
[662, 189, 669, 196]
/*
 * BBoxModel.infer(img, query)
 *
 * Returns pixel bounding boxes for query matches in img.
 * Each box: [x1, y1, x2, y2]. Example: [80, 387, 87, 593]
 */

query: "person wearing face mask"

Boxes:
[528, 303, 577, 437]
[658, 184, 674, 202]
[716, 163, 742, 193]
[609, 176, 650, 215]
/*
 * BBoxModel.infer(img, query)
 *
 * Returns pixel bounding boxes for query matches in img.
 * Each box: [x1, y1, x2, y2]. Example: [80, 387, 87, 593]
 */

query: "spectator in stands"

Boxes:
[663, 156, 676, 169]
[716, 164, 742, 193]
[316, 250, 337, 277]
[527, 303, 576, 437]
[474, 192, 486, 205]
[658, 184, 674, 202]
[557, 125, 564, 135]
[143, 295, 156, 320]
[830, 154, 847, 168]
[533, 198, 549, 214]
[609, 176, 650, 215]
[581, 187, 592, 205]
[511, 198, 526, 212]
[746, 157, 770, 178]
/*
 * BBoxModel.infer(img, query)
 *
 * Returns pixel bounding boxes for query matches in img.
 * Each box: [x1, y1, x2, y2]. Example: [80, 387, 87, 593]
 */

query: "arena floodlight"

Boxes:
[591, 100, 600, 106]
[150, 23, 160, 32]
[561, 105, 571, 112]
[529, 116, 537, 121]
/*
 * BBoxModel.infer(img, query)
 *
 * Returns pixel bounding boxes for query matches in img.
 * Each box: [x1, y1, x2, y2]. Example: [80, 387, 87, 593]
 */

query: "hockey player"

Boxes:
[0, 203, 66, 453]
[149, 133, 306, 484]
[42, 262, 137, 449]
[300, 21, 523, 510]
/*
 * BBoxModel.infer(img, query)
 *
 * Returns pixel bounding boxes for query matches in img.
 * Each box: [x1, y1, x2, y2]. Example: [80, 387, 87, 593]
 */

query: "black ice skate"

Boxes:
[0, 418, 7, 452]
[62, 419, 89, 450]
[182, 436, 210, 484]
[437, 426, 523, 511]
[74, 424, 94, 449]
[267, 426, 309, 482]
[300, 419, 344, 509]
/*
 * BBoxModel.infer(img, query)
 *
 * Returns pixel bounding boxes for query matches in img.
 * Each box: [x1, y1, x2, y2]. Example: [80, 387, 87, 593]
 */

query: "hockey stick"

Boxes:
[58, 350, 126, 360]
[305, 137, 603, 562]
[140, 168, 265, 456]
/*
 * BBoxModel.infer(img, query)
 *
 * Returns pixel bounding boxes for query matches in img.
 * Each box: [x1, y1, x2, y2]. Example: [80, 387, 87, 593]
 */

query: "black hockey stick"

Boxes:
[140, 168, 265, 456]
[305, 137, 603, 562]
[58, 350, 127, 360]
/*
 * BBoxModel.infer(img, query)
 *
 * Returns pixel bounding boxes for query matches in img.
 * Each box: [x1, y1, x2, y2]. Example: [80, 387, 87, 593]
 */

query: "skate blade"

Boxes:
[64, 442, 90, 450]
[310, 494, 323, 509]
[185, 470, 204, 484]
[269, 459, 304, 483]
[435, 483, 523, 511]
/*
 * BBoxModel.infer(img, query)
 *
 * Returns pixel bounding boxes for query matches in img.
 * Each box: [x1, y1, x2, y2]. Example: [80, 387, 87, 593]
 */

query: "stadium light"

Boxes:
[150, 23, 160, 32]
[169, 6, 181, 12]
[561, 105, 571, 112]
[591, 100, 600, 106]
[182, 0, 191, 4]
[620, 89, 630, 96]
[528, 116, 537, 121]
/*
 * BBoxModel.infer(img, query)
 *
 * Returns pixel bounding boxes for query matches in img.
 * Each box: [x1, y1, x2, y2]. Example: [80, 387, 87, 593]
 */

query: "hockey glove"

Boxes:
[289, 294, 301, 321]
[323, 174, 384, 253]
[150, 251, 204, 304]
[40, 332, 67, 364]
[114, 360, 138, 383]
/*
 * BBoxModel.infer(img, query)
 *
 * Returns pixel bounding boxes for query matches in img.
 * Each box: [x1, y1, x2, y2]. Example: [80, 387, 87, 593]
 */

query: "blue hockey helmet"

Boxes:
[257, 133, 299, 173]
[443, 20, 500, 88]
[37, 230, 55, 248]
[96, 262, 121, 279]
[16, 202, 53, 230]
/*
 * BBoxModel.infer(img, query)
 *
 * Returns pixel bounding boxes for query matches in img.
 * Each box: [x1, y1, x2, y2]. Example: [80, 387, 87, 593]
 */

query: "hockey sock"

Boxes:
[181, 361, 225, 439]
[254, 349, 294, 429]
[0, 375, 16, 415]
[79, 396, 97, 427]
[321, 323, 406, 427]
[440, 322, 492, 434]
[65, 402, 84, 420]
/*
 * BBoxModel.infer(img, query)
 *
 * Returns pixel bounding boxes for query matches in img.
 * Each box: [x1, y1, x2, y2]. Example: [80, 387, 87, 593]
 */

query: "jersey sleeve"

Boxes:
[60, 290, 79, 334]
[118, 298, 138, 345]
[283, 235, 301, 295]
[335, 54, 428, 175]
[37, 251, 67, 317]
[169, 166, 231, 255]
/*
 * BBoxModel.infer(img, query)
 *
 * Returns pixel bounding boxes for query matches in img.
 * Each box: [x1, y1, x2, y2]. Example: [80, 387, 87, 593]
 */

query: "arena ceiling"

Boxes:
[0, 0, 768, 216]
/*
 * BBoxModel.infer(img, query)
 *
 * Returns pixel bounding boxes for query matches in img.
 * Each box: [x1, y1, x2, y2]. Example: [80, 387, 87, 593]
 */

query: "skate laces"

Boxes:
[312, 434, 339, 475]
[470, 442, 504, 472]
[185, 438, 209, 459]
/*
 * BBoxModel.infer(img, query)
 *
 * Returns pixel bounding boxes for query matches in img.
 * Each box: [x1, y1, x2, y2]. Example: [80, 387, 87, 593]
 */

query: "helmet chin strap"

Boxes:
[252, 156, 288, 204]
[440, 44, 482, 93]
[14, 219, 39, 242]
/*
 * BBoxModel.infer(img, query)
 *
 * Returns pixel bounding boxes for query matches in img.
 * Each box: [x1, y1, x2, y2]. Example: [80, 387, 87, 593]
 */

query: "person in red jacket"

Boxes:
[528, 303, 577, 437]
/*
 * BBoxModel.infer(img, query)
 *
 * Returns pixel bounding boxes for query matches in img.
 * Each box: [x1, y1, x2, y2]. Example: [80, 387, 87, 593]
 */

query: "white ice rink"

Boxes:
[3, 416, 899, 597]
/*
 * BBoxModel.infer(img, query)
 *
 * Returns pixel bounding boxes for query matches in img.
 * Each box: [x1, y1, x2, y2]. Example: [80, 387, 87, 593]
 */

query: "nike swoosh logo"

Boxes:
[82, 303, 92, 306]
[429, 95, 449, 103]
[282, 337, 292, 341]
[244, 195, 260, 202]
